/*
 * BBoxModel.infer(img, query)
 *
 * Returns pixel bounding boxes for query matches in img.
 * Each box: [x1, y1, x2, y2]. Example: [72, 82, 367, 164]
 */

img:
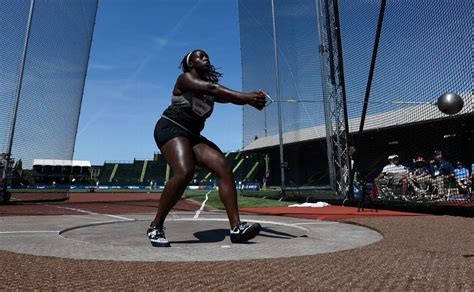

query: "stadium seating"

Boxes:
[110, 163, 135, 184]
[143, 159, 168, 185]
[98, 163, 119, 184]
[95, 151, 265, 186]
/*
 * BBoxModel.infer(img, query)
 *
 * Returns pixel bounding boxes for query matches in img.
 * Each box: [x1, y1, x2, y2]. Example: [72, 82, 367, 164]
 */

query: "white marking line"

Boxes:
[40, 204, 135, 221]
[0, 231, 58, 234]
[71, 215, 112, 222]
[193, 190, 213, 219]
[99, 214, 135, 221]
[172, 218, 310, 233]
[169, 212, 180, 219]
[292, 222, 339, 225]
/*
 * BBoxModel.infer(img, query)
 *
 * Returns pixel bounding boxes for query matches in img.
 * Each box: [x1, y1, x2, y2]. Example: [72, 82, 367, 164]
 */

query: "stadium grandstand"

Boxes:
[96, 151, 264, 189]
[32, 159, 91, 185]
[90, 165, 102, 182]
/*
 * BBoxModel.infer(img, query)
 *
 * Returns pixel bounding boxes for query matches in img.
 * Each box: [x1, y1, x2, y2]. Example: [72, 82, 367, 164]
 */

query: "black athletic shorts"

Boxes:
[154, 117, 220, 152]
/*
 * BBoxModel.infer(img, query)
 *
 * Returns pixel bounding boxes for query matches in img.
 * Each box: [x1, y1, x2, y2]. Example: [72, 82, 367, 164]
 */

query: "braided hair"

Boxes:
[180, 50, 223, 84]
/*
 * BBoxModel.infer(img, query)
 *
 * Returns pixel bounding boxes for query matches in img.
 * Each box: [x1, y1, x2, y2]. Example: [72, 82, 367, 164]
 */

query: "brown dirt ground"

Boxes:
[1, 192, 473, 290]
[0, 210, 472, 290]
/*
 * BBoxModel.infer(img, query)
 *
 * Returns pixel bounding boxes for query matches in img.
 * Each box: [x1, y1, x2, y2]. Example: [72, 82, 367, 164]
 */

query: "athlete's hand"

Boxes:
[247, 91, 266, 110]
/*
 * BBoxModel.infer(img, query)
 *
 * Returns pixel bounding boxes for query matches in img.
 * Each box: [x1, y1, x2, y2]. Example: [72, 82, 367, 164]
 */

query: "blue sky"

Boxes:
[74, 0, 244, 164]
[73, 0, 471, 165]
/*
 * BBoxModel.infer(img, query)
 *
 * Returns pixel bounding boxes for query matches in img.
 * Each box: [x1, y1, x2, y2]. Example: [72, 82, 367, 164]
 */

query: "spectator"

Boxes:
[349, 146, 357, 171]
[408, 156, 431, 195]
[428, 150, 454, 197]
[381, 155, 408, 175]
[375, 154, 409, 198]
[412, 157, 429, 176]
[348, 146, 358, 189]
[454, 161, 469, 181]
[471, 163, 474, 188]
[453, 161, 471, 195]
[262, 175, 267, 190]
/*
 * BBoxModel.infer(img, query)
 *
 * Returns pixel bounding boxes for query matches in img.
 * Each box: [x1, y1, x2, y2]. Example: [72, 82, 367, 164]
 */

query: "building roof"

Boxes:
[243, 102, 472, 151]
[33, 159, 92, 167]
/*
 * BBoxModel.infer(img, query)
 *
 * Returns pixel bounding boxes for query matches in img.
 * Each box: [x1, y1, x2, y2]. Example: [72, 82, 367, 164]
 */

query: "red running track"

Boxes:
[2, 192, 423, 220]
[240, 205, 424, 221]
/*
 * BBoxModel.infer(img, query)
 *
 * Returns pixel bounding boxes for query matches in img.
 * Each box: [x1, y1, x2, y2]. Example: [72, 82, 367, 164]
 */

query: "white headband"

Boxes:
[185, 51, 193, 67]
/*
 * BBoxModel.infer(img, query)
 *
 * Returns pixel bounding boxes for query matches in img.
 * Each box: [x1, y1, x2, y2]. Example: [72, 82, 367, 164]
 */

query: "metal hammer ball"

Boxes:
[437, 92, 464, 115]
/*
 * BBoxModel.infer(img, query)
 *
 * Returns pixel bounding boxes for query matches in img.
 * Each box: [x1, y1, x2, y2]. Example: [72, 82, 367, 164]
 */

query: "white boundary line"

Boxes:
[0, 231, 58, 234]
[292, 222, 339, 225]
[193, 190, 213, 219]
[54, 217, 311, 236]
[172, 218, 310, 233]
[39, 204, 135, 221]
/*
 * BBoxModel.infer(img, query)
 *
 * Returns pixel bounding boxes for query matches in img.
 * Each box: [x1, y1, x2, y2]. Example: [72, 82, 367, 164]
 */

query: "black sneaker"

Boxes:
[230, 222, 261, 243]
[147, 225, 171, 247]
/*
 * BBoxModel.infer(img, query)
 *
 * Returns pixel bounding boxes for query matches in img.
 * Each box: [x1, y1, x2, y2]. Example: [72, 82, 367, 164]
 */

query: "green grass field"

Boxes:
[239, 188, 336, 201]
[183, 189, 298, 210]
[9, 188, 335, 209]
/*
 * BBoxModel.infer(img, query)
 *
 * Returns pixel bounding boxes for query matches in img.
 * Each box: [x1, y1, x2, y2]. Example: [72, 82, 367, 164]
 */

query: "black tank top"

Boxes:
[162, 91, 215, 134]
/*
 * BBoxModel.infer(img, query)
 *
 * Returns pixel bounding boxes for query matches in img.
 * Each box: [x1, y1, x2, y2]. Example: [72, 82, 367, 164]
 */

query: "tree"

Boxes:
[14, 159, 22, 171]
[21, 169, 33, 185]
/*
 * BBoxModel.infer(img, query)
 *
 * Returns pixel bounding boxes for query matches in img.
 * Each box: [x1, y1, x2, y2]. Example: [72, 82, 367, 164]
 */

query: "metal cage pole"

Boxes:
[316, 0, 351, 198]
[2, 0, 35, 202]
[333, 0, 352, 198]
[316, 0, 336, 190]
[359, 0, 387, 133]
[271, 0, 286, 197]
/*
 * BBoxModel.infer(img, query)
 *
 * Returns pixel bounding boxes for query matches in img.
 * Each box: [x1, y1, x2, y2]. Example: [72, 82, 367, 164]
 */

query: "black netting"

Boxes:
[0, 0, 31, 154]
[239, 0, 278, 146]
[340, 0, 472, 204]
[1, 0, 98, 201]
[238, 0, 473, 209]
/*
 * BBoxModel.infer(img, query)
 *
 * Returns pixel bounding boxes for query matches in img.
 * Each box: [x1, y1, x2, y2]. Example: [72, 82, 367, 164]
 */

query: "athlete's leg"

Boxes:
[193, 141, 239, 228]
[151, 137, 195, 228]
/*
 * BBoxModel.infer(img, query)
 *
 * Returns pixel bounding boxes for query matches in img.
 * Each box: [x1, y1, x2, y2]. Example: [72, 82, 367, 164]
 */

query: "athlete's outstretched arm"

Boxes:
[175, 72, 266, 110]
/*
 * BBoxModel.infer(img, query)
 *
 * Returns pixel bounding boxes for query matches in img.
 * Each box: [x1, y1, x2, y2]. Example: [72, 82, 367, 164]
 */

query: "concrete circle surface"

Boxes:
[0, 213, 383, 262]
